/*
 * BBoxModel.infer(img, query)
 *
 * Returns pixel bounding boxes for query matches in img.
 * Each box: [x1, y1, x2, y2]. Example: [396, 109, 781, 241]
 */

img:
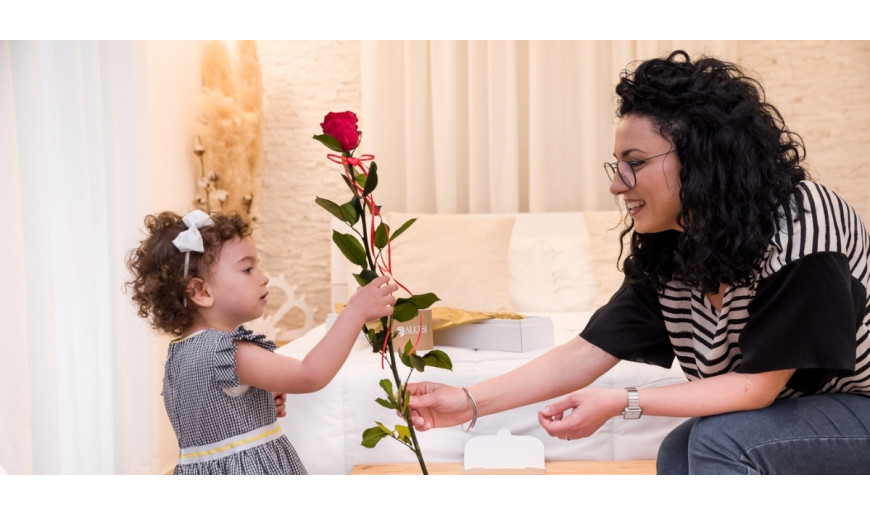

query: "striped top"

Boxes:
[582, 181, 870, 398]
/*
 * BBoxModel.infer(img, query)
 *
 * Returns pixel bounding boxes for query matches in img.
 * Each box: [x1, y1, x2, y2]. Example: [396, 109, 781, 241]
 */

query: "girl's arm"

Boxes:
[537, 367, 795, 440]
[234, 276, 397, 394]
[407, 335, 620, 430]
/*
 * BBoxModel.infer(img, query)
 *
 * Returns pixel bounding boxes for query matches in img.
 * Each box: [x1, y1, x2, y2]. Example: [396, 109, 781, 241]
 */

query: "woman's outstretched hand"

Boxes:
[537, 388, 620, 441]
[405, 382, 472, 431]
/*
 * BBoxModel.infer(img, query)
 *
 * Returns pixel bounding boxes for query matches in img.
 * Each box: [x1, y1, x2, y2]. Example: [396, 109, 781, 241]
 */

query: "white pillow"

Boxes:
[509, 237, 596, 312]
[381, 212, 515, 313]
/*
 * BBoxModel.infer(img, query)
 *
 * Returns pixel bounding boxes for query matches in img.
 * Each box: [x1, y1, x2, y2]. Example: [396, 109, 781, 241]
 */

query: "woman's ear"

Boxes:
[187, 277, 214, 308]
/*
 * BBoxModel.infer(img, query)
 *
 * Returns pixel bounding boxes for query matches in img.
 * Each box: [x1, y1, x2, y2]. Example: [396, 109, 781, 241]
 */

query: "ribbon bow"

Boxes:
[172, 211, 214, 307]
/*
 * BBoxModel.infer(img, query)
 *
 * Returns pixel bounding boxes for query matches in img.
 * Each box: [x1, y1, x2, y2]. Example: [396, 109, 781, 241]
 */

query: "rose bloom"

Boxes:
[321, 111, 360, 152]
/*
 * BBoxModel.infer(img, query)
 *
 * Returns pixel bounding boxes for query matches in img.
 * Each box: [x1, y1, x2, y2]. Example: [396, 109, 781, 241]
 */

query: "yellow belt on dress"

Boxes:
[177, 421, 284, 465]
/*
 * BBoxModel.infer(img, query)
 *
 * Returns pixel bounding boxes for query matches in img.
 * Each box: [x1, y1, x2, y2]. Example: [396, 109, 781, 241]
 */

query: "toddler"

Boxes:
[126, 210, 397, 474]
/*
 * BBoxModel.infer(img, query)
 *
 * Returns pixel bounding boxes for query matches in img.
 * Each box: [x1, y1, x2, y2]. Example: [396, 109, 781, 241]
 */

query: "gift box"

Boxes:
[325, 309, 434, 350]
[434, 316, 554, 352]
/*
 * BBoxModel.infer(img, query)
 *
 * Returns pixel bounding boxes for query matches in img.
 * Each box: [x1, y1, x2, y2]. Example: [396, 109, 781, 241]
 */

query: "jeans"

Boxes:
[656, 393, 870, 474]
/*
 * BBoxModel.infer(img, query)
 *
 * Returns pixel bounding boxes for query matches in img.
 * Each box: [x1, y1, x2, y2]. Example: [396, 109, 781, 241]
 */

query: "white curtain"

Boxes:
[359, 40, 737, 214]
[0, 41, 198, 474]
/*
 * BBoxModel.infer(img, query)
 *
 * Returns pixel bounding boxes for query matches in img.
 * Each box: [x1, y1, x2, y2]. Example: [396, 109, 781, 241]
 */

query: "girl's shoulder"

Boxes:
[230, 325, 276, 352]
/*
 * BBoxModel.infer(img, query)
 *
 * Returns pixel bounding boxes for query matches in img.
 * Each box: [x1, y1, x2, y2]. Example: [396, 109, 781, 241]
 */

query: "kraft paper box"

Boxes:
[434, 316, 554, 352]
[325, 309, 434, 351]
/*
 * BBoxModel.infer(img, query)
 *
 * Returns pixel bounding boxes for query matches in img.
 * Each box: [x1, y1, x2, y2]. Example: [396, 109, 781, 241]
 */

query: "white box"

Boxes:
[434, 316, 554, 352]
[463, 429, 545, 474]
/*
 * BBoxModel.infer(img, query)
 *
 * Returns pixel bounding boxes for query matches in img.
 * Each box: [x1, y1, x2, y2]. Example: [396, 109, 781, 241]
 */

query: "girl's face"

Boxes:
[204, 236, 270, 330]
[609, 115, 683, 233]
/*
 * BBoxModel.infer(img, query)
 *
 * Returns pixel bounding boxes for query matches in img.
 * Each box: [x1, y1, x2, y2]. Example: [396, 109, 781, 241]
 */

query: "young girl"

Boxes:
[126, 210, 397, 474]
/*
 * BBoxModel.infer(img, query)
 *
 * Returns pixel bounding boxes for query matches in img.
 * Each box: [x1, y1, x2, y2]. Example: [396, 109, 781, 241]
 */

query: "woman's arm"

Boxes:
[538, 368, 795, 440]
[235, 276, 398, 394]
[407, 335, 620, 430]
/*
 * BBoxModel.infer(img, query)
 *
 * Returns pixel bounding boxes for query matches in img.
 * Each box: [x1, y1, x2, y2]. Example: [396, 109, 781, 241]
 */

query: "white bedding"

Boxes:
[273, 211, 689, 474]
[276, 311, 688, 474]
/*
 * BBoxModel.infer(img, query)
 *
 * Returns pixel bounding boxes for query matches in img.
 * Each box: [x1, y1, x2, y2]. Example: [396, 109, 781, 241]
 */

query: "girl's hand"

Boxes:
[273, 392, 287, 418]
[405, 382, 473, 431]
[344, 276, 398, 323]
[537, 388, 622, 441]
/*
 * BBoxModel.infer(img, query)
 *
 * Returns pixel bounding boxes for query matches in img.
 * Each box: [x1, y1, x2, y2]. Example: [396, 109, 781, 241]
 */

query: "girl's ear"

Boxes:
[187, 277, 214, 308]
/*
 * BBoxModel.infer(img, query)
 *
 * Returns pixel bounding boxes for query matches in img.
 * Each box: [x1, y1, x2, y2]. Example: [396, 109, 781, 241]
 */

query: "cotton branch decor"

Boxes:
[192, 40, 263, 220]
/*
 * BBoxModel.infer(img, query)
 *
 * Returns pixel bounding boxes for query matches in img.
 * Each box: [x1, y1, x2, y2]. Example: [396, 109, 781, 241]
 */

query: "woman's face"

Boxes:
[609, 115, 683, 233]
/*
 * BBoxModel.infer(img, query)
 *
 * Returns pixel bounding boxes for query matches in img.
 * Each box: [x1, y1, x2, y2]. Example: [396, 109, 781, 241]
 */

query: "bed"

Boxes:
[274, 211, 688, 474]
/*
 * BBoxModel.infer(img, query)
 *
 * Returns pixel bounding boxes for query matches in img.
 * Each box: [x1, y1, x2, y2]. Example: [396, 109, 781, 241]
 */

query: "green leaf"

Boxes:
[398, 340, 413, 367]
[315, 197, 344, 220]
[406, 293, 440, 310]
[390, 217, 417, 241]
[374, 222, 389, 250]
[376, 397, 397, 409]
[397, 340, 426, 371]
[341, 174, 360, 197]
[391, 293, 439, 322]
[378, 378, 396, 405]
[353, 269, 379, 287]
[407, 352, 426, 372]
[339, 200, 360, 225]
[361, 162, 378, 197]
[366, 327, 384, 353]
[392, 300, 419, 323]
[332, 231, 367, 267]
[395, 424, 411, 445]
[361, 426, 390, 448]
[421, 349, 453, 370]
[313, 133, 344, 153]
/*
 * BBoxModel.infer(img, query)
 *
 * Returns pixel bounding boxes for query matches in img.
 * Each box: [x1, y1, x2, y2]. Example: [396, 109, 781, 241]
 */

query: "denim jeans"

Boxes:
[656, 393, 870, 474]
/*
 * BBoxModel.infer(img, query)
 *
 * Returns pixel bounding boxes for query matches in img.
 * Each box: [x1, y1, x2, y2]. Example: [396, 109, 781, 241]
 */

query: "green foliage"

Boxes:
[392, 293, 440, 322]
[331, 230, 367, 268]
[316, 120, 448, 474]
[312, 133, 344, 153]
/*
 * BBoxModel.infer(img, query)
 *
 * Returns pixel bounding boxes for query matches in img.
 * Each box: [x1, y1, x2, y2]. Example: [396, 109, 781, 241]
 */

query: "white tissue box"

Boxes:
[435, 316, 554, 352]
[463, 429, 546, 474]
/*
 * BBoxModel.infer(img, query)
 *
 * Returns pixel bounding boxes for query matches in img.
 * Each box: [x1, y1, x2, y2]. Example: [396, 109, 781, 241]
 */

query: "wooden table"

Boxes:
[350, 460, 656, 475]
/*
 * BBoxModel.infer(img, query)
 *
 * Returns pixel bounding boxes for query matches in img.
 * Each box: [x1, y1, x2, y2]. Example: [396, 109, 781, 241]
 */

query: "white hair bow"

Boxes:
[172, 211, 214, 306]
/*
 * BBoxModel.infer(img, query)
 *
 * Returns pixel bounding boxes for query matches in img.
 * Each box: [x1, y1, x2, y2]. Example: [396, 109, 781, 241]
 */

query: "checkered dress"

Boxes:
[163, 326, 307, 474]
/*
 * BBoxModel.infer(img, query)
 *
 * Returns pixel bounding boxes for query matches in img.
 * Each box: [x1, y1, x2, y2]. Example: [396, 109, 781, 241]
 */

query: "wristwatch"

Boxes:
[623, 387, 642, 419]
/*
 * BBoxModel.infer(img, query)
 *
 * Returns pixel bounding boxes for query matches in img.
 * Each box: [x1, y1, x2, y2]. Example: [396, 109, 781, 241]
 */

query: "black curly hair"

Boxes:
[615, 50, 809, 294]
[125, 211, 252, 336]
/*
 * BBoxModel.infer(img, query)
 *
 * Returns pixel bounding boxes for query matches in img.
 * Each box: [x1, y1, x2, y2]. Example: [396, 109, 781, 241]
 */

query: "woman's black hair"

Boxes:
[615, 50, 808, 294]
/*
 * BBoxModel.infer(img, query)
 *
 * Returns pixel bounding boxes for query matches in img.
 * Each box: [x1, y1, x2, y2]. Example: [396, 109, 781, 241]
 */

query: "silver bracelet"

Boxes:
[460, 386, 478, 433]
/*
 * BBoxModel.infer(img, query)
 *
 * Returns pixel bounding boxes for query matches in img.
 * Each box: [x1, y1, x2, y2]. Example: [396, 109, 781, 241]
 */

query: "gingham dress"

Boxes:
[163, 326, 307, 474]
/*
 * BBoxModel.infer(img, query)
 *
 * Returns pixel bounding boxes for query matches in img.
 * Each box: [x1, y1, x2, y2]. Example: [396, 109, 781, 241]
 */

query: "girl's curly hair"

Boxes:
[125, 211, 252, 336]
[615, 50, 808, 294]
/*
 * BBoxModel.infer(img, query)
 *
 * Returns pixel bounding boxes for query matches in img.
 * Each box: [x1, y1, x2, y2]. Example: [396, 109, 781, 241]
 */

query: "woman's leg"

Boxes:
[685, 393, 870, 474]
[656, 417, 698, 474]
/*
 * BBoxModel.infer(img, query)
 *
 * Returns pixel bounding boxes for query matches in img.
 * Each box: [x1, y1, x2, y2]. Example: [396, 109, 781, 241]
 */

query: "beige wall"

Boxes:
[253, 40, 870, 333]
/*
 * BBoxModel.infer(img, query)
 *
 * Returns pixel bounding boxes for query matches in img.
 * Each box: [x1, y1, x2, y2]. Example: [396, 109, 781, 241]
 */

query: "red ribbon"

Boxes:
[327, 152, 425, 361]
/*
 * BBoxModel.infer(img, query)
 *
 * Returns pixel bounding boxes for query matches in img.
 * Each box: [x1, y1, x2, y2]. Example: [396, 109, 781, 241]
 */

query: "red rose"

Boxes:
[320, 111, 360, 152]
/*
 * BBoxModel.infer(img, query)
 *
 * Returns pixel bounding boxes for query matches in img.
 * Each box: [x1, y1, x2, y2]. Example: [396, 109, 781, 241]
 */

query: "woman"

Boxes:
[406, 50, 870, 474]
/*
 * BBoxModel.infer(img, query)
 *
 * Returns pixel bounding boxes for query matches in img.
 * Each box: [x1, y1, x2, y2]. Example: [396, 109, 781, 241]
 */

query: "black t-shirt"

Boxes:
[580, 182, 870, 398]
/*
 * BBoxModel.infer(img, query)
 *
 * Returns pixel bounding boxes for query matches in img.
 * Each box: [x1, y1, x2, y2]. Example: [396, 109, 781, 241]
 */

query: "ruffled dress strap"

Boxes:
[212, 326, 276, 390]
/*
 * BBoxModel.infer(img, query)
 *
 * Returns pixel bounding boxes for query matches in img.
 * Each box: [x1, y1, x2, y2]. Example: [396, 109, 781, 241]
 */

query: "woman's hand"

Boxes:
[537, 388, 623, 441]
[405, 382, 472, 431]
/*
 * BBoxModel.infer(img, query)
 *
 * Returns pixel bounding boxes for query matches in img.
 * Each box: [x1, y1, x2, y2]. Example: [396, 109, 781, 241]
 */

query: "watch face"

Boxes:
[623, 408, 642, 420]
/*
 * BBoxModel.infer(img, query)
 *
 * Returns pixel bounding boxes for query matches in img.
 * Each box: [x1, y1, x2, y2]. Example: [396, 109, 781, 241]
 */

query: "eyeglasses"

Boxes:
[604, 149, 676, 188]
